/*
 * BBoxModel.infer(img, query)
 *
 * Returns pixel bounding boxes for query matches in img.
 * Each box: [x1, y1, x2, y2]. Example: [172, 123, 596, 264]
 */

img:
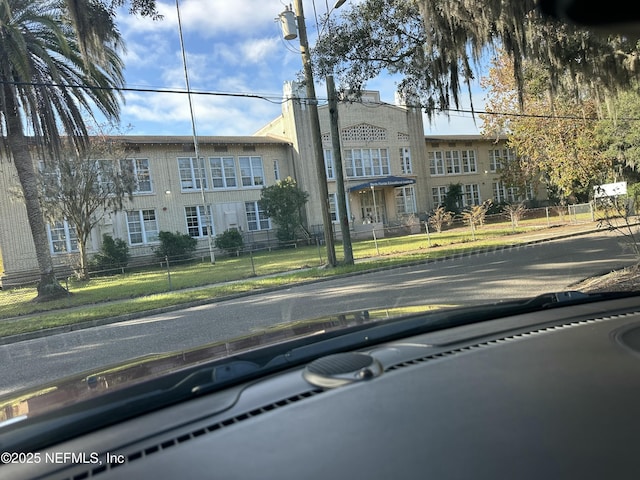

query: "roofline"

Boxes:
[424, 134, 508, 142]
[13, 135, 293, 147]
[111, 135, 292, 147]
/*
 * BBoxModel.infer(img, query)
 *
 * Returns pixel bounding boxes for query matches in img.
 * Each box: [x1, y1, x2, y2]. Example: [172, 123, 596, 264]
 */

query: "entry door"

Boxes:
[360, 189, 386, 223]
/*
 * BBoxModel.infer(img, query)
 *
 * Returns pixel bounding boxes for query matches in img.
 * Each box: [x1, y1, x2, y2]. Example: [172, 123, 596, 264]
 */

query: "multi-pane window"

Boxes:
[120, 158, 152, 193]
[489, 148, 516, 172]
[126, 209, 159, 245]
[245, 201, 271, 231]
[344, 149, 390, 178]
[239, 156, 264, 187]
[324, 149, 335, 179]
[349, 149, 363, 177]
[493, 182, 534, 203]
[329, 193, 338, 222]
[429, 152, 445, 176]
[209, 157, 237, 189]
[461, 150, 477, 173]
[445, 151, 461, 174]
[185, 205, 214, 237]
[395, 186, 417, 215]
[97, 160, 116, 192]
[38, 162, 63, 207]
[180, 156, 267, 190]
[178, 157, 207, 190]
[47, 221, 78, 254]
[400, 147, 412, 174]
[431, 150, 477, 175]
[462, 184, 481, 206]
[432, 186, 448, 206]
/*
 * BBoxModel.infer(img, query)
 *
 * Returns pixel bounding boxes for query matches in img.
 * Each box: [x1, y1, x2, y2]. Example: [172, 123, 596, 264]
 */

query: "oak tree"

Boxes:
[315, 0, 639, 117]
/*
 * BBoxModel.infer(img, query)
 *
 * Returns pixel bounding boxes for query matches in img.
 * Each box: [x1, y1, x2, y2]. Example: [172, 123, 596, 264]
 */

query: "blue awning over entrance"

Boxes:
[348, 176, 416, 192]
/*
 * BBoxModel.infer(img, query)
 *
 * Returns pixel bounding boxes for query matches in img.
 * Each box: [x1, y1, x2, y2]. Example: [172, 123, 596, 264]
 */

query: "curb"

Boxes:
[0, 225, 606, 346]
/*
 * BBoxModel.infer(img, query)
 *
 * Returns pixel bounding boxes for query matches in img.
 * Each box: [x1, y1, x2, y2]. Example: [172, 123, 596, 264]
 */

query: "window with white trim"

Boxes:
[324, 149, 335, 179]
[395, 186, 417, 215]
[445, 151, 461, 174]
[462, 184, 481, 206]
[239, 156, 264, 187]
[47, 220, 78, 254]
[344, 148, 390, 178]
[97, 160, 117, 192]
[329, 193, 338, 222]
[429, 152, 445, 176]
[209, 157, 237, 189]
[245, 201, 271, 231]
[461, 150, 477, 173]
[493, 182, 534, 203]
[432, 186, 448, 206]
[489, 148, 516, 173]
[400, 147, 412, 174]
[120, 158, 152, 193]
[185, 205, 214, 237]
[126, 209, 159, 245]
[431, 150, 478, 175]
[178, 157, 207, 190]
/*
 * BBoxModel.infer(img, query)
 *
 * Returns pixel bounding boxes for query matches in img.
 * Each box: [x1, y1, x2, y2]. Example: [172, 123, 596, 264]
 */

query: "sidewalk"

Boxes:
[0, 221, 618, 346]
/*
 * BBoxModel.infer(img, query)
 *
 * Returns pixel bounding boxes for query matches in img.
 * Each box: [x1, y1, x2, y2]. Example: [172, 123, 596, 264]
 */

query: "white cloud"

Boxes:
[210, 36, 294, 73]
[113, 0, 487, 137]
[120, 87, 283, 137]
[240, 37, 281, 64]
[118, 0, 285, 38]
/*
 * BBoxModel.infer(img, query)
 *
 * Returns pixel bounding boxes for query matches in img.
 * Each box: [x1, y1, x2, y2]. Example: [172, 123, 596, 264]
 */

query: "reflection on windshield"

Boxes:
[0, 0, 639, 427]
[0, 304, 452, 423]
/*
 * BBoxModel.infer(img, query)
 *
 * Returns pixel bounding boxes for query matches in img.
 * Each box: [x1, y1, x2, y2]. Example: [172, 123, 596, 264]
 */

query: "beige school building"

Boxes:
[0, 82, 544, 285]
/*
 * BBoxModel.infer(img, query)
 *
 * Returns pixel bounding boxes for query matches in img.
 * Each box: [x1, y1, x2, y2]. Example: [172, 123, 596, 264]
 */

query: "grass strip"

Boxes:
[0, 222, 586, 338]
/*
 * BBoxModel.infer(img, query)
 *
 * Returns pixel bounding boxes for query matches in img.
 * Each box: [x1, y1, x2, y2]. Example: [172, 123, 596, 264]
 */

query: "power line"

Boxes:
[4, 78, 640, 122]
[357, 98, 640, 122]
[0, 80, 288, 105]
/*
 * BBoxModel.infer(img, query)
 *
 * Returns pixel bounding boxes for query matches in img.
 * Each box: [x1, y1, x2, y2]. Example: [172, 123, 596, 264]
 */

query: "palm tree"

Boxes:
[0, 0, 125, 299]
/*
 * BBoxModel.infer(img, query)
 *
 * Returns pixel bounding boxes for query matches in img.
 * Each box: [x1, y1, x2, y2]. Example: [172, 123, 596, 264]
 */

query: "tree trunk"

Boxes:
[76, 227, 91, 281]
[4, 86, 67, 300]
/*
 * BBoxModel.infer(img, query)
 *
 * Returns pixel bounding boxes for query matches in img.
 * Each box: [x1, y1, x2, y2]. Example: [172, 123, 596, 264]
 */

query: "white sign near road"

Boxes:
[594, 182, 627, 198]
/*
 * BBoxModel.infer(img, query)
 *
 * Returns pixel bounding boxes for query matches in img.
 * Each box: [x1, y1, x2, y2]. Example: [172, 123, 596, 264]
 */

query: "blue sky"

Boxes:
[112, 0, 485, 137]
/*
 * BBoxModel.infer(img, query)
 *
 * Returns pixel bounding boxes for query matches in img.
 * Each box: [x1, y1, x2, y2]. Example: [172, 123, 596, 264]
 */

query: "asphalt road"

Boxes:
[0, 230, 636, 395]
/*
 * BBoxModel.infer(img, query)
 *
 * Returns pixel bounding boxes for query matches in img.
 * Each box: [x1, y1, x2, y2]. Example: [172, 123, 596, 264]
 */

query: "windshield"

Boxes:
[0, 0, 638, 427]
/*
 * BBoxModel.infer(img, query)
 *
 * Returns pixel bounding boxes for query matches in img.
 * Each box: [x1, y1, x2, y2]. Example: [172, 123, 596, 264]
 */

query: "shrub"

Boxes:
[92, 234, 129, 272]
[215, 229, 244, 255]
[154, 231, 197, 260]
[428, 206, 453, 233]
[502, 202, 528, 230]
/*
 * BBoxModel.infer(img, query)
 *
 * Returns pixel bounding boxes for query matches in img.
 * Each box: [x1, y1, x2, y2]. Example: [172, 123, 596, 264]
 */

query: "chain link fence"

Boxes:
[0, 239, 328, 321]
[0, 202, 603, 321]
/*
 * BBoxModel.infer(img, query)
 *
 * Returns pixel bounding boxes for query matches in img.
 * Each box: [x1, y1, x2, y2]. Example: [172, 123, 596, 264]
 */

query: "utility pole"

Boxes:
[327, 75, 353, 264]
[176, 0, 214, 263]
[290, 0, 337, 267]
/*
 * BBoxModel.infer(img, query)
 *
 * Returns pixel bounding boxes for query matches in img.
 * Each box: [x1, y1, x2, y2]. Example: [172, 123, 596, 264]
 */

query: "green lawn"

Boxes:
[0, 220, 585, 338]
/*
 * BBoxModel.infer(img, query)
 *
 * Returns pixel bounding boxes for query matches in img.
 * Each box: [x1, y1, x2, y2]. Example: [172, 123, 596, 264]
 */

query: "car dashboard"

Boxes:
[5, 294, 640, 479]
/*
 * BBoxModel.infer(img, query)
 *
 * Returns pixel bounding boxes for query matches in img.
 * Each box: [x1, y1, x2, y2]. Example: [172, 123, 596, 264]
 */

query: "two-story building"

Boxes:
[0, 82, 543, 285]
